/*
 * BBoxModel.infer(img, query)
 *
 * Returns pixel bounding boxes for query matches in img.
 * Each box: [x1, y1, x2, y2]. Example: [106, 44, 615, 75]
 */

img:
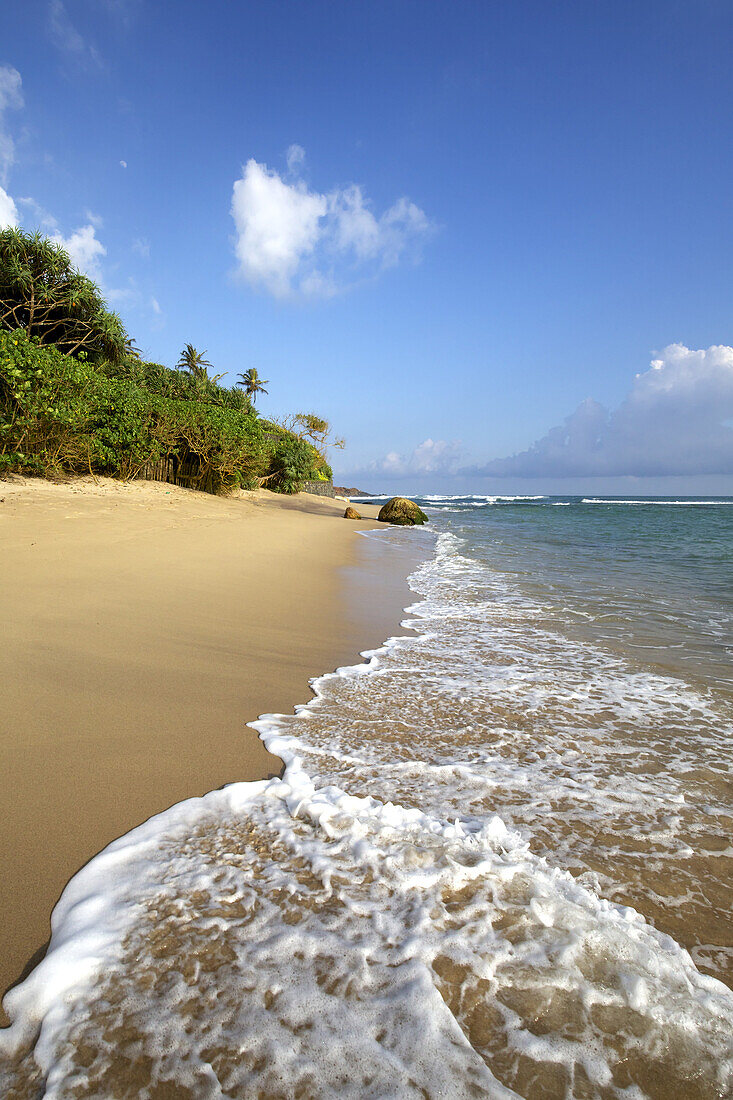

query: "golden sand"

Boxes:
[0, 477, 408, 1015]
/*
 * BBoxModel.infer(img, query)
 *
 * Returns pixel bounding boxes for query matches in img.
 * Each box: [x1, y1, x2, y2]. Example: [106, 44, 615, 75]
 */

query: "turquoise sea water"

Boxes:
[394, 494, 733, 689]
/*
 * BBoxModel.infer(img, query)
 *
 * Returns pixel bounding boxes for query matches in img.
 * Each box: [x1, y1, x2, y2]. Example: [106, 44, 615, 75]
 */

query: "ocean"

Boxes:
[2, 495, 732, 1098]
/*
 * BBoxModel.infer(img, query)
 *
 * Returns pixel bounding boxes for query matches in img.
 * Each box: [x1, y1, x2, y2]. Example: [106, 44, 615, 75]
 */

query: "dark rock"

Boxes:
[344, 506, 362, 519]
[377, 497, 428, 526]
[334, 486, 373, 497]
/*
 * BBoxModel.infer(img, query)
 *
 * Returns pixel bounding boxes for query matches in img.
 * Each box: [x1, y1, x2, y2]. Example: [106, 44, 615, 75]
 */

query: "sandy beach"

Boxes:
[0, 477, 411, 1018]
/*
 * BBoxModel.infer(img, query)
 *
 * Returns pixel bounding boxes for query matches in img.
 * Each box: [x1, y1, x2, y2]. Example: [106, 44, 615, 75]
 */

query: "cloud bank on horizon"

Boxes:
[466, 344, 733, 479]
[230, 146, 432, 298]
[358, 345, 733, 483]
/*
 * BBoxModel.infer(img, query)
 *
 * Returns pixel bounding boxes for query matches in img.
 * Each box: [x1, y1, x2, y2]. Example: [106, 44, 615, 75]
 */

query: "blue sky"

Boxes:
[2, 0, 733, 493]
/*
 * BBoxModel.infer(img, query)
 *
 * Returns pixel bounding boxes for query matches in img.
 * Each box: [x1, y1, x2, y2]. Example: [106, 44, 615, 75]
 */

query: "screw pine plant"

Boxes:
[0, 227, 127, 364]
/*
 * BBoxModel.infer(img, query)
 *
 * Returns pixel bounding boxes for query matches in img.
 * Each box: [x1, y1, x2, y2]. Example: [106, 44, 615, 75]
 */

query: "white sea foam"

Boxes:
[357, 495, 547, 504]
[421, 495, 546, 502]
[582, 498, 733, 505]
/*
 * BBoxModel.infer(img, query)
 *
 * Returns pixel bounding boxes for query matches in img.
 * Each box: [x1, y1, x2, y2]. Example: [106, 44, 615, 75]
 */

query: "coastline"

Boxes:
[2, 492, 731, 1097]
[0, 476, 413, 1017]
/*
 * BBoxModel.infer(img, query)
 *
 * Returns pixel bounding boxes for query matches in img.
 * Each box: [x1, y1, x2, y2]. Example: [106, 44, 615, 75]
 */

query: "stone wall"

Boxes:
[302, 479, 335, 497]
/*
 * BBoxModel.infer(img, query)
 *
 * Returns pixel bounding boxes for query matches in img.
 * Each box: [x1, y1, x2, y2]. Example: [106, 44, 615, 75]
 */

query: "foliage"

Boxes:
[267, 435, 324, 493]
[0, 227, 127, 364]
[103, 355, 254, 410]
[87, 378, 166, 480]
[236, 367, 269, 404]
[0, 330, 324, 494]
[275, 411, 344, 459]
[172, 400, 268, 493]
[0, 328, 97, 475]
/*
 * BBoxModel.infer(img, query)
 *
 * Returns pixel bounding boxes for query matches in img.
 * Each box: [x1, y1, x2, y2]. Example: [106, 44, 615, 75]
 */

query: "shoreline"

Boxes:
[0, 476, 415, 1018]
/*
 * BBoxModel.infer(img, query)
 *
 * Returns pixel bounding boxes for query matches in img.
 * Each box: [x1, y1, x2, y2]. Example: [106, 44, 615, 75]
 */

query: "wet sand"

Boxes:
[0, 477, 411, 1017]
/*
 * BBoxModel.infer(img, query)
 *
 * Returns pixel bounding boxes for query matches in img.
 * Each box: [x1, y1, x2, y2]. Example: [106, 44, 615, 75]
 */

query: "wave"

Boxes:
[356, 495, 547, 504]
[421, 495, 546, 502]
[582, 498, 733, 505]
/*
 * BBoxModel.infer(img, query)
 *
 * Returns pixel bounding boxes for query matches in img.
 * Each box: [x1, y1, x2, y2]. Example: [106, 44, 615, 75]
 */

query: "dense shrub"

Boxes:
[172, 400, 268, 492]
[103, 357, 252, 411]
[87, 377, 165, 479]
[268, 436, 325, 493]
[0, 329, 97, 475]
[0, 331, 324, 493]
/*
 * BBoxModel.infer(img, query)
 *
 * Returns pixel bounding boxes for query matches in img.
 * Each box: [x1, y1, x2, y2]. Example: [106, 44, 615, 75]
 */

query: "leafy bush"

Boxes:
[87, 378, 164, 479]
[267, 435, 323, 493]
[0, 329, 97, 474]
[172, 400, 268, 493]
[103, 356, 254, 411]
[0, 331, 324, 494]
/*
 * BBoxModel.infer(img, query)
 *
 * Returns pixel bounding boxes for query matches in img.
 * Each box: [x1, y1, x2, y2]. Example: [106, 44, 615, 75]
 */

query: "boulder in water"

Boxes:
[377, 497, 428, 526]
[344, 506, 362, 519]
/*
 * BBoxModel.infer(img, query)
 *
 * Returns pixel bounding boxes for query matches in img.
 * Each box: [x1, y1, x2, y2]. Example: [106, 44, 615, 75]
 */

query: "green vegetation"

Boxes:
[267, 435, 327, 493]
[274, 412, 345, 478]
[0, 228, 335, 494]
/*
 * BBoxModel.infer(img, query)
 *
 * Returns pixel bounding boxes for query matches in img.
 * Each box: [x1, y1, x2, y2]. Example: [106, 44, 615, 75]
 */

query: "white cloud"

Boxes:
[370, 438, 463, 478]
[17, 196, 59, 230]
[299, 270, 338, 299]
[231, 158, 327, 298]
[149, 294, 165, 327]
[230, 148, 432, 298]
[0, 65, 23, 187]
[52, 223, 106, 281]
[330, 188, 430, 265]
[132, 236, 150, 257]
[120, 159, 127, 168]
[286, 143, 306, 173]
[471, 344, 733, 478]
[106, 276, 138, 305]
[12, 202, 152, 318]
[0, 185, 18, 228]
[48, 0, 104, 70]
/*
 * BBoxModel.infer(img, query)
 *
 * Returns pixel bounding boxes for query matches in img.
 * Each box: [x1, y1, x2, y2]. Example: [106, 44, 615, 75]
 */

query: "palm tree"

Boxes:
[176, 344, 224, 384]
[124, 335, 142, 361]
[236, 367, 269, 404]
